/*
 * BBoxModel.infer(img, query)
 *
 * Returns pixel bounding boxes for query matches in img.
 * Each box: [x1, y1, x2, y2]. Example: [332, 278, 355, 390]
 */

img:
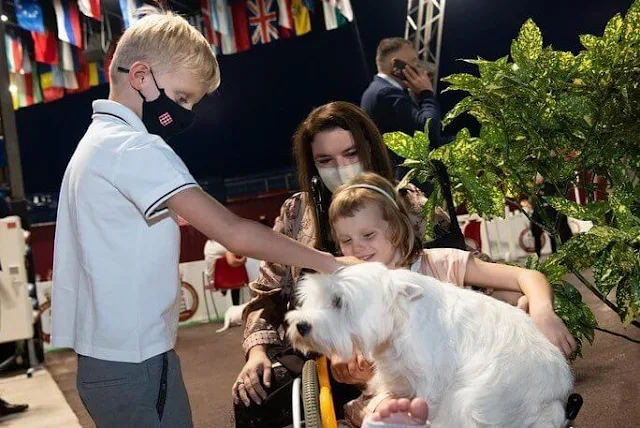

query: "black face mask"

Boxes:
[117, 67, 196, 141]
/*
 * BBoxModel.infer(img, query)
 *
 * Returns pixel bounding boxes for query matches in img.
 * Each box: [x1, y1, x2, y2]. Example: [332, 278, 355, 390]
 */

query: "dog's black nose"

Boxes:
[296, 321, 311, 337]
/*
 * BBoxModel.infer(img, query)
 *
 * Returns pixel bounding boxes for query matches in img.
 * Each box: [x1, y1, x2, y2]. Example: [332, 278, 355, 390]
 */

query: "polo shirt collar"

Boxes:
[92, 100, 148, 133]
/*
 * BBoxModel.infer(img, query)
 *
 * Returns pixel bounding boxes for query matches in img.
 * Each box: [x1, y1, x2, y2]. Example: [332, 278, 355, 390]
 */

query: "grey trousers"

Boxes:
[77, 350, 193, 428]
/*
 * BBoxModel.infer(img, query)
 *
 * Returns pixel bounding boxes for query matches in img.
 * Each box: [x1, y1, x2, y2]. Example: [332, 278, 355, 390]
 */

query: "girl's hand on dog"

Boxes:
[331, 352, 374, 385]
[530, 307, 577, 358]
[232, 345, 272, 407]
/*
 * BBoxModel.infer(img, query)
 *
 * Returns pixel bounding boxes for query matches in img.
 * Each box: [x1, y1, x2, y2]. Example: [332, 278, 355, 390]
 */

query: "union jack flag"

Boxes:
[247, 0, 279, 45]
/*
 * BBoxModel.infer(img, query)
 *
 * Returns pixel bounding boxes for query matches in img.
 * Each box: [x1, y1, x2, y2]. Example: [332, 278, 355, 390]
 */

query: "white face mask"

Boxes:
[316, 162, 364, 193]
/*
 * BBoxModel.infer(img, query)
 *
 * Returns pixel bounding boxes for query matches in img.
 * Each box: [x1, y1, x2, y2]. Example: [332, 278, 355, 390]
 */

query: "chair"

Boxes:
[201, 257, 249, 320]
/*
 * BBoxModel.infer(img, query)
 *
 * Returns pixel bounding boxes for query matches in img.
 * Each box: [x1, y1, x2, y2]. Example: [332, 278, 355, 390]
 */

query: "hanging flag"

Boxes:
[291, 0, 311, 36]
[230, 1, 250, 53]
[247, 0, 279, 45]
[9, 73, 25, 109]
[335, 0, 353, 21]
[88, 62, 99, 86]
[214, 0, 238, 55]
[201, 0, 216, 45]
[63, 70, 79, 89]
[88, 61, 108, 86]
[32, 30, 59, 65]
[20, 61, 44, 107]
[21, 52, 33, 74]
[277, 0, 294, 39]
[9, 68, 42, 109]
[98, 61, 109, 83]
[119, 0, 141, 29]
[53, 0, 84, 49]
[5, 34, 24, 74]
[71, 42, 87, 71]
[66, 45, 90, 93]
[39, 65, 66, 102]
[15, 0, 46, 34]
[60, 42, 76, 71]
[321, 0, 352, 30]
[79, 0, 102, 21]
[303, 0, 314, 12]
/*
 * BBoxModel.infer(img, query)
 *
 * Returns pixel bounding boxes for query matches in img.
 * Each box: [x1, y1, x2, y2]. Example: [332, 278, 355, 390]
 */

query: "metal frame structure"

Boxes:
[405, 0, 447, 91]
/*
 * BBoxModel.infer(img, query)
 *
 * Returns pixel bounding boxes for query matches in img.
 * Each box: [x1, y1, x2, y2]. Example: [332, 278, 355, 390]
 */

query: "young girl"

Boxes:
[328, 172, 577, 427]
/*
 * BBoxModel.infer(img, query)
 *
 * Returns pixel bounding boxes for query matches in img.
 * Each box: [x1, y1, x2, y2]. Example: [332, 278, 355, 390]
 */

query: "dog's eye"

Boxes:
[332, 295, 342, 309]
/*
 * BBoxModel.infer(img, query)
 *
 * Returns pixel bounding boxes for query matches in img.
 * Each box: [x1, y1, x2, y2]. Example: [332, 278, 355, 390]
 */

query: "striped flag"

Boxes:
[26, 60, 44, 105]
[88, 61, 108, 86]
[277, 0, 294, 38]
[119, 0, 141, 29]
[39, 65, 66, 102]
[5, 34, 24, 74]
[9, 73, 24, 109]
[213, 0, 238, 55]
[230, 1, 250, 53]
[53, 0, 84, 49]
[321, 0, 353, 31]
[200, 0, 216, 45]
[9, 63, 43, 110]
[79, 0, 102, 20]
[59, 42, 76, 71]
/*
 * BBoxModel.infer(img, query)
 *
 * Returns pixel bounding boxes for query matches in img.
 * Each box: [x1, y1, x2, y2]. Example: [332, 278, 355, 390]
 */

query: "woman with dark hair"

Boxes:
[231, 102, 435, 427]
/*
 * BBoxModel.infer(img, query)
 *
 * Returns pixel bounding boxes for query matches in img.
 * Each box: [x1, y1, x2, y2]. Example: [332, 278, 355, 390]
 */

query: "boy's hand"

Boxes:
[336, 256, 364, 267]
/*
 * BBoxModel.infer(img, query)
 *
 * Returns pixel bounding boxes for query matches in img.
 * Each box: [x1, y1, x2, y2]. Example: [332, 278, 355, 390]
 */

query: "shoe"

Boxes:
[0, 398, 28, 417]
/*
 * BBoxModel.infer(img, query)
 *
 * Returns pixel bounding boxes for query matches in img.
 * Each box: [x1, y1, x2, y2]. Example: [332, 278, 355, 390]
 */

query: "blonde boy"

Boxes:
[51, 9, 341, 427]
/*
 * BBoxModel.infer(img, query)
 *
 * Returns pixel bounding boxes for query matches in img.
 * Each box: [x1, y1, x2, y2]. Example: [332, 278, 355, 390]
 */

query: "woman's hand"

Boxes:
[330, 352, 374, 385]
[530, 307, 577, 358]
[232, 346, 272, 407]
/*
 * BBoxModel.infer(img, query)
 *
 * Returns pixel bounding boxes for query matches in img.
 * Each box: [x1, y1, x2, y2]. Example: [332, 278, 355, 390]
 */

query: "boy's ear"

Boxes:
[127, 61, 151, 89]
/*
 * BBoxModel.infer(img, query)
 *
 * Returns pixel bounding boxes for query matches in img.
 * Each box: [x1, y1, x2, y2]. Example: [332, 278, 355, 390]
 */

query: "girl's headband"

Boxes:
[341, 184, 399, 209]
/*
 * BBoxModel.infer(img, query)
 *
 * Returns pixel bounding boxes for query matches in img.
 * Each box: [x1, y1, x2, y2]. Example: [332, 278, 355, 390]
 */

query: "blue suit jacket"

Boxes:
[360, 75, 442, 147]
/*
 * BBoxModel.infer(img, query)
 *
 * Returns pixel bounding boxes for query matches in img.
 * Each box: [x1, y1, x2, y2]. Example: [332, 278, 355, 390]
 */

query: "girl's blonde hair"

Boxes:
[329, 172, 420, 267]
[110, 7, 220, 93]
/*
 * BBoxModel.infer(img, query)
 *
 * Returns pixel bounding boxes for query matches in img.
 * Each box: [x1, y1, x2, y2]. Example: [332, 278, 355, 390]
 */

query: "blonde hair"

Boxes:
[110, 6, 220, 93]
[329, 172, 420, 267]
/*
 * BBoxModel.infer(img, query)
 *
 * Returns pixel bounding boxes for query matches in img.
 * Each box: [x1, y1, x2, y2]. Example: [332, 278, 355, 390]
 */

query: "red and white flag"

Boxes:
[78, 0, 102, 20]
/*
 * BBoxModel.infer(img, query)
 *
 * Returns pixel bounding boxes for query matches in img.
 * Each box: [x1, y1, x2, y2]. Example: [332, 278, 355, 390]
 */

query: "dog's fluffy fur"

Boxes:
[286, 263, 573, 428]
[216, 303, 247, 333]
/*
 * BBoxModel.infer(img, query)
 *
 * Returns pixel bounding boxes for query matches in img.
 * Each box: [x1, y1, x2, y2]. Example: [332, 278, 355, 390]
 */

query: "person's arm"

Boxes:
[464, 257, 577, 356]
[380, 86, 442, 146]
[166, 187, 339, 275]
[230, 195, 306, 406]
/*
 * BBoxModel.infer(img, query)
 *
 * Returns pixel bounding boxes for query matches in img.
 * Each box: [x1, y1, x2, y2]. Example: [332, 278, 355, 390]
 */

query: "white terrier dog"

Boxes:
[286, 263, 573, 428]
[216, 303, 247, 333]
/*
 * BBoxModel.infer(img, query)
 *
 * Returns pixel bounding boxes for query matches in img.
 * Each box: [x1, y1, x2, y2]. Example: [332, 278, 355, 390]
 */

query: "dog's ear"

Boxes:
[397, 281, 424, 302]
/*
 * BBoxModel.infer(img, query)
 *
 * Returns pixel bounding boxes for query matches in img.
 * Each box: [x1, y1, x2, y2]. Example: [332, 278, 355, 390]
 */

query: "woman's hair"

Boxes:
[292, 102, 393, 251]
[329, 172, 420, 267]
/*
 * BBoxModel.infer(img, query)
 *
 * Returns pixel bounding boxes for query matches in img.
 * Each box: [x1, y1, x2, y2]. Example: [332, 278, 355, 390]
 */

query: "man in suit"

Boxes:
[361, 38, 443, 180]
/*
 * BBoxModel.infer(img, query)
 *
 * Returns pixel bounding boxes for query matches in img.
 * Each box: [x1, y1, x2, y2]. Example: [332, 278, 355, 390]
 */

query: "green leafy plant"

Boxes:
[385, 1, 640, 355]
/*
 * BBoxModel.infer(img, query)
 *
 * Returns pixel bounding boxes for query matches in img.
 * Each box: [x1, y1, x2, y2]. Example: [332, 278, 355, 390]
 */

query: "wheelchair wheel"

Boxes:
[301, 360, 321, 428]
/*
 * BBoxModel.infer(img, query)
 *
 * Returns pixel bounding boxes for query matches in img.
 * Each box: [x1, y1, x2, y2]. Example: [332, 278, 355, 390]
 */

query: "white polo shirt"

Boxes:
[51, 100, 199, 363]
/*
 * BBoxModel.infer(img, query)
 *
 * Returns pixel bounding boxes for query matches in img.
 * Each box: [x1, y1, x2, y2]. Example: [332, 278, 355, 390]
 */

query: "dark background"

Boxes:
[15, 0, 634, 194]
